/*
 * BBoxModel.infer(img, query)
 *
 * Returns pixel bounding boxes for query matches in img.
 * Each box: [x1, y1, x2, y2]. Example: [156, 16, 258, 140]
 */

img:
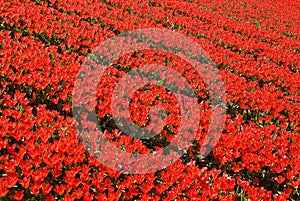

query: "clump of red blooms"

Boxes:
[0, 0, 300, 200]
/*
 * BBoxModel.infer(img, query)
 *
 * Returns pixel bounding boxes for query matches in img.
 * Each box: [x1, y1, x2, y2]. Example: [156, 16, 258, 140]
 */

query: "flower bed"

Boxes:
[0, 0, 299, 200]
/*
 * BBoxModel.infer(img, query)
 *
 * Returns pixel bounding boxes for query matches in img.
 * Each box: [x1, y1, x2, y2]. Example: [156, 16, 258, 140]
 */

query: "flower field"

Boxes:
[0, 0, 300, 200]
